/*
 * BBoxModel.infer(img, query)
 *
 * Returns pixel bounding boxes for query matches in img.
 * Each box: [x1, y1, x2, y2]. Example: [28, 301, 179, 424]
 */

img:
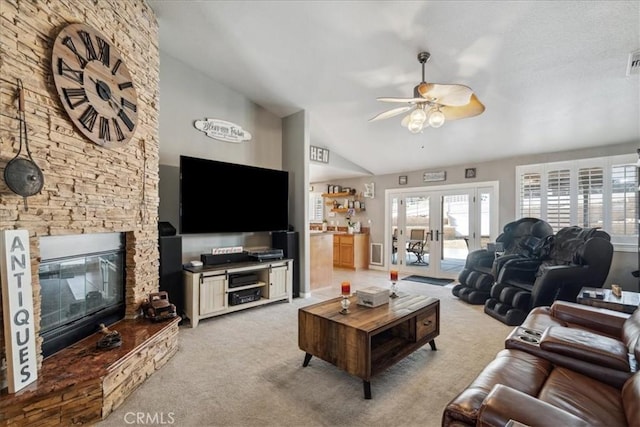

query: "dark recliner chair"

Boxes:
[452, 218, 553, 305]
[484, 226, 614, 326]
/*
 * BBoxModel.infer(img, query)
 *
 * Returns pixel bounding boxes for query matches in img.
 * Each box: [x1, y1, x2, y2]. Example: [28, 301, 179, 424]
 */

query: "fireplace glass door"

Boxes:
[39, 252, 124, 332]
[38, 233, 125, 357]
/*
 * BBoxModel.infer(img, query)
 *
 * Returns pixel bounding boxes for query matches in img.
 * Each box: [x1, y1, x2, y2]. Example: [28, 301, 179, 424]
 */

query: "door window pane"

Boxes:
[442, 194, 470, 260]
[480, 192, 491, 248]
[391, 197, 399, 265]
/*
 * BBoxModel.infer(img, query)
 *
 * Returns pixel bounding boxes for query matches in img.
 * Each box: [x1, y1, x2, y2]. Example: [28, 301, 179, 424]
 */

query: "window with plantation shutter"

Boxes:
[610, 165, 638, 237]
[309, 193, 324, 222]
[577, 167, 603, 229]
[546, 169, 571, 231]
[520, 172, 541, 218]
[516, 153, 637, 250]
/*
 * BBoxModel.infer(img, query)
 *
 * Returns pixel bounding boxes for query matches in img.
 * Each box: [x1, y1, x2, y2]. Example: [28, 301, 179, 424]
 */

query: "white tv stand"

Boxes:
[183, 258, 293, 328]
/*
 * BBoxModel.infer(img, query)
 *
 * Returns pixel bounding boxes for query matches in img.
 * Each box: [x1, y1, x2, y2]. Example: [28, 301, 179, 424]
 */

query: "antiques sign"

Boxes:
[194, 118, 252, 143]
[1, 229, 38, 393]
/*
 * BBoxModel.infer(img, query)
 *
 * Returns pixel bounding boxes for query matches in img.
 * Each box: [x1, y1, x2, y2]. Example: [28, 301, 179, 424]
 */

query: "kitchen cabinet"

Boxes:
[333, 233, 369, 270]
[310, 233, 333, 290]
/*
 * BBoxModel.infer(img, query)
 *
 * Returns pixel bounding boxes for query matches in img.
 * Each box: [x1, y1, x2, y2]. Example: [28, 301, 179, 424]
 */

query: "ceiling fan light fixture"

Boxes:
[408, 120, 424, 133]
[428, 108, 445, 128]
[410, 108, 427, 122]
[370, 51, 483, 133]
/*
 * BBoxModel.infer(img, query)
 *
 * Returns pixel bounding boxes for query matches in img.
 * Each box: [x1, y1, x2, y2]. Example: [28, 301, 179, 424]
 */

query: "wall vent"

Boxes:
[370, 243, 383, 265]
[627, 50, 640, 76]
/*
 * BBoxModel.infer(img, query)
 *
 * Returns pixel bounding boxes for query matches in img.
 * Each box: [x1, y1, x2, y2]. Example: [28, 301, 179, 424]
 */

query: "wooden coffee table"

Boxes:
[298, 293, 440, 399]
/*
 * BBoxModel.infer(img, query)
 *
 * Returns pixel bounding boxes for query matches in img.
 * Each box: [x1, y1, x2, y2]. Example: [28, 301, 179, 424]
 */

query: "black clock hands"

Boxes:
[88, 76, 121, 114]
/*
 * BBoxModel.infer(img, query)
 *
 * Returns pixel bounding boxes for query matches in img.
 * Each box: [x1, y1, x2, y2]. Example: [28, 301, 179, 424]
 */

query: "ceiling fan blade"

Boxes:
[440, 93, 486, 121]
[369, 105, 413, 122]
[377, 97, 426, 104]
[418, 83, 473, 106]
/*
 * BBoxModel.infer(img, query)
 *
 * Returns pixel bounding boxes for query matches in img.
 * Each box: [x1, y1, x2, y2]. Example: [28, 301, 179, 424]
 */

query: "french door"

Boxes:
[388, 183, 497, 279]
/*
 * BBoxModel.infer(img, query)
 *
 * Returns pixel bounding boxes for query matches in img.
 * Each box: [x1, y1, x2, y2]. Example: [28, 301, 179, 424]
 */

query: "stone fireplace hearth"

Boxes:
[0, 317, 180, 425]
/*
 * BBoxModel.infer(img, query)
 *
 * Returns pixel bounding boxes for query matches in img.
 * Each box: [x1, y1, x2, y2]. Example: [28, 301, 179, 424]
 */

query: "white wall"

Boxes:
[158, 52, 285, 260]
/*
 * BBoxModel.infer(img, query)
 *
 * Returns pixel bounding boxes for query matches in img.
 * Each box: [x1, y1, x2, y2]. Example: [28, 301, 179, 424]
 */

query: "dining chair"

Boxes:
[407, 228, 428, 265]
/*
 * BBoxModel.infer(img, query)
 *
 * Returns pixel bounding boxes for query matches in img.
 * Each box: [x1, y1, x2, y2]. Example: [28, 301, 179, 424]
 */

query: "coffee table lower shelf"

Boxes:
[298, 293, 440, 399]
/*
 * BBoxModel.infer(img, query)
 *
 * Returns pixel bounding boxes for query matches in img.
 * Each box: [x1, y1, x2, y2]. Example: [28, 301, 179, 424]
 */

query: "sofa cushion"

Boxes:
[539, 367, 627, 427]
[539, 326, 630, 371]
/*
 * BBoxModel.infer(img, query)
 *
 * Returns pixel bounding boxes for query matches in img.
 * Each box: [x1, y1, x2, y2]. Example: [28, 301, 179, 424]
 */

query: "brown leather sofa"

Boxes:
[505, 300, 640, 388]
[443, 302, 640, 426]
[442, 342, 640, 426]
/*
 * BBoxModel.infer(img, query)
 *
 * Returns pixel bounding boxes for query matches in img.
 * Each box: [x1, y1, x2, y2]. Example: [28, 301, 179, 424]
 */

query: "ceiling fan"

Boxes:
[369, 51, 485, 133]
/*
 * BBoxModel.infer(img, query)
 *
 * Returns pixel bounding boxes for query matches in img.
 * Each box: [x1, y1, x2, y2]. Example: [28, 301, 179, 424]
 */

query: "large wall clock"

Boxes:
[52, 23, 138, 148]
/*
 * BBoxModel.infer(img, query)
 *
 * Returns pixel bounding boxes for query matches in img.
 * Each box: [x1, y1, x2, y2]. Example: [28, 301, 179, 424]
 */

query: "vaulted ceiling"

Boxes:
[148, 1, 640, 182]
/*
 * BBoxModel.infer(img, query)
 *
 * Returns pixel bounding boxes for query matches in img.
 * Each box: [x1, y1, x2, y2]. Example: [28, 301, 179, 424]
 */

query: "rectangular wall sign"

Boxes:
[1, 229, 38, 393]
[423, 171, 446, 182]
[310, 146, 330, 163]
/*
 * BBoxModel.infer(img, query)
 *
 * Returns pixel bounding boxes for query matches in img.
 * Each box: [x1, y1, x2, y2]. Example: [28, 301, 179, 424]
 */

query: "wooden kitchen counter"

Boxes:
[310, 232, 333, 290]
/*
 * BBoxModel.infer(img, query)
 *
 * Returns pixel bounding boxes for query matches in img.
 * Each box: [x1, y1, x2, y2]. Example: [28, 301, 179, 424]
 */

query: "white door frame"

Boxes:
[385, 181, 499, 277]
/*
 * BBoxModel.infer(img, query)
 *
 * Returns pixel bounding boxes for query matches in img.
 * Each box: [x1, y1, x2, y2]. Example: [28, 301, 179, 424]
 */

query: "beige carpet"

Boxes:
[97, 269, 513, 427]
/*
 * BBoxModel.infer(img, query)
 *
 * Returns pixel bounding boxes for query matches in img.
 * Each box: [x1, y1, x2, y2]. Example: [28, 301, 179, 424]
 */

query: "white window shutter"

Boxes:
[577, 167, 604, 228]
[546, 168, 571, 231]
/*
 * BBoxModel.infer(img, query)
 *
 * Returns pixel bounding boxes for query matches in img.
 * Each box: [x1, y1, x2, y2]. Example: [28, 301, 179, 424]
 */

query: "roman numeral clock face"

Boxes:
[52, 23, 138, 148]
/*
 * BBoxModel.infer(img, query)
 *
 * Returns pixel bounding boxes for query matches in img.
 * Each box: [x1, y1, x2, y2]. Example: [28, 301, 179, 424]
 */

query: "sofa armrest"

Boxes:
[477, 384, 589, 427]
[530, 264, 591, 306]
[549, 301, 630, 338]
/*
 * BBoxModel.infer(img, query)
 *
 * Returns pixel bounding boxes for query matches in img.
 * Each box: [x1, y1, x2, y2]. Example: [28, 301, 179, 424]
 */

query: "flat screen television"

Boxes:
[179, 155, 289, 234]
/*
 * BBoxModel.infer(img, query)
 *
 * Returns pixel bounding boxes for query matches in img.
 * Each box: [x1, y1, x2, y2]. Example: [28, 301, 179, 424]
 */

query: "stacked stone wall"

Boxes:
[0, 0, 160, 381]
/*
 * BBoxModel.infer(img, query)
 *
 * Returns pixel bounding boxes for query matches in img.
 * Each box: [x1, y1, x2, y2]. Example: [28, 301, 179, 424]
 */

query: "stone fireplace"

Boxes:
[0, 0, 171, 424]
